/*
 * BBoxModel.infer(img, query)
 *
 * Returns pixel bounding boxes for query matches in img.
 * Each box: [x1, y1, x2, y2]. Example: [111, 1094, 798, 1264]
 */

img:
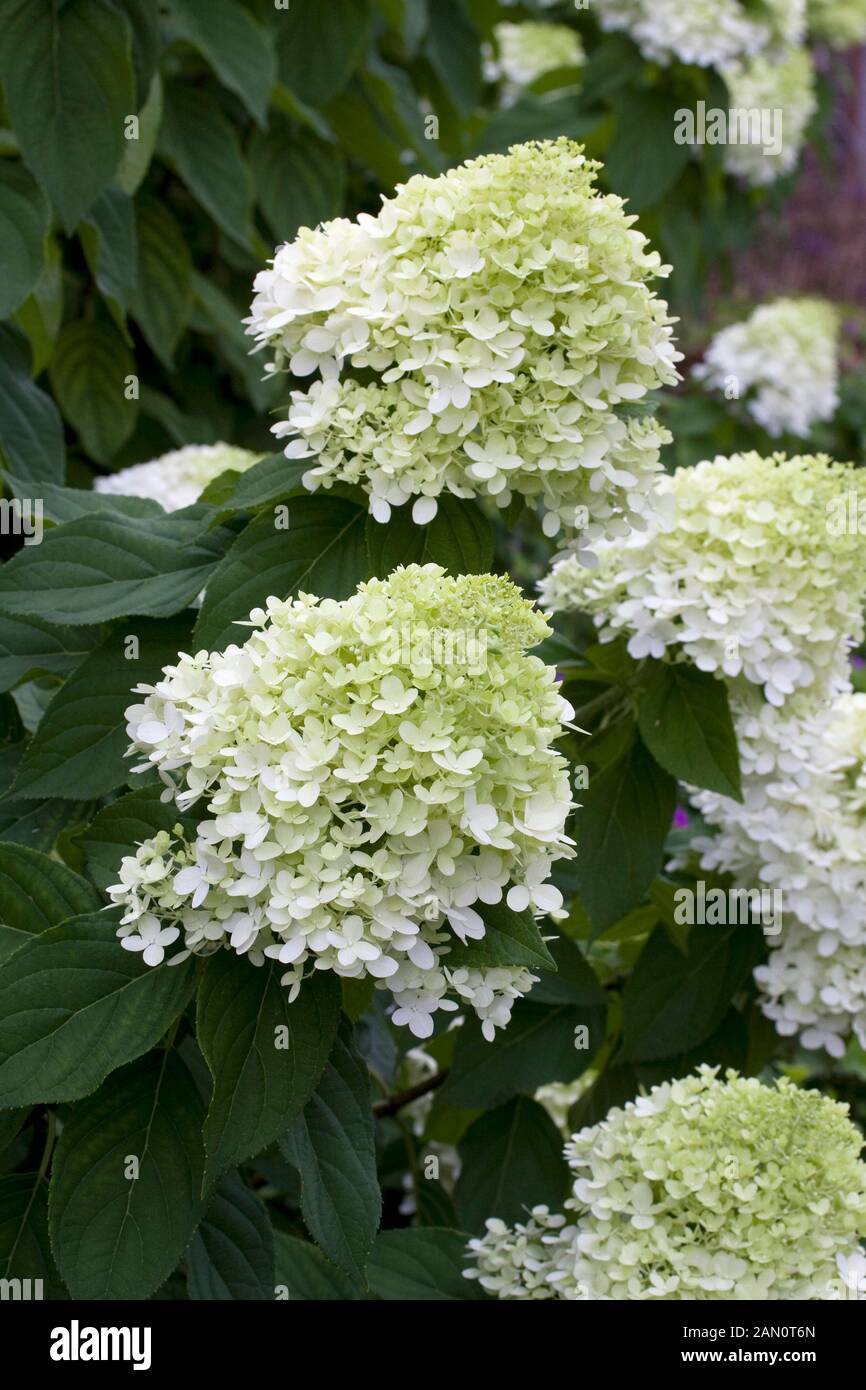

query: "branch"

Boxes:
[372, 1069, 449, 1118]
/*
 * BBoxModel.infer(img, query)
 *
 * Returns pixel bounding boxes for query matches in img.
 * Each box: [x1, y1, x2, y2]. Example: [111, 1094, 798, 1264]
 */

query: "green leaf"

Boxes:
[186, 1169, 275, 1301]
[13, 235, 63, 376]
[637, 662, 742, 801]
[0, 326, 65, 483]
[280, 1017, 381, 1282]
[425, 0, 481, 116]
[0, 612, 102, 693]
[197, 953, 341, 1188]
[106, 0, 160, 104]
[454, 1097, 569, 1235]
[0, 161, 49, 319]
[605, 87, 691, 210]
[0, 845, 100, 953]
[0, 1108, 28, 1159]
[49, 319, 137, 463]
[0, 1172, 65, 1298]
[441, 999, 603, 1110]
[273, 1231, 365, 1300]
[277, 0, 371, 107]
[203, 452, 309, 519]
[0, 0, 136, 231]
[365, 497, 493, 577]
[621, 923, 766, 1062]
[170, 0, 277, 127]
[249, 122, 346, 244]
[574, 733, 676, 933]
[161, 83, 255, 249]
[193, 495, 367, 652]
[49, 1051, 205, 1300]
[3, 473, 161, 525]
[128, 195, 193, 367]
[442, 898, 555, 974]
[0, 914, 196, 1106]
[115, 72, 163, 196]
[0, 508, 233, 625]
[80, 185, 138, 322]
[191, 273, 280, 414]
[367, 1228, 486, 1300]
[77, 784, 193, 894]
[9, 615, 193, 802]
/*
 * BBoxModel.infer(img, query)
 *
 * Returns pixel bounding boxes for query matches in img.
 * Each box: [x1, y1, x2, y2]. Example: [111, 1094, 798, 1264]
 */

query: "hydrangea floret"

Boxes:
[109, 565, 576, 1040]
[694, 297, 839, 437]
[94, 443, 261, 511]
[466, 1068, 866, 1299]
[539, 452, 866, 709]
[247, 139, 681, 545]
[592, 0, 805, 69]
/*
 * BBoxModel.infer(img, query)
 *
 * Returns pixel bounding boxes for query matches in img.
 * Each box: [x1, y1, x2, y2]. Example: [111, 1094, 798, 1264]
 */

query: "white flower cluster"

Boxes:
[247, 139, 681, 543]
[486, 22, 585, 92]
[593, 0, 805, 69]
[721, 47, 817, 187]
[541, 450, 866, 1055]
[94, 443, 260, 511]
[697, 693, 866, 1056]
[694, 297, 840, 437]
[808, 0, 866, 46]
[466, 1068, 866, 1300]
[539, 452, 866, 708]
[109, 565, 577, 1040]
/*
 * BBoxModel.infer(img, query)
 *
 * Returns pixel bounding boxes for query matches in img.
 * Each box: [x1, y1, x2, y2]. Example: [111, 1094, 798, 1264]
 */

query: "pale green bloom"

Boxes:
[466, 1068, 866, 1300]
[247, 139, 680, 543]
[694, 297, 840, 436]
[489, 22, 584, 88]
[539, 452, 866, 708]
[111, 566, 577, 1039]
[808, 0, 866, 45]
[594, 0, 804, 68]
[94, 443, 260, 511]
[722, 48, 817, 186]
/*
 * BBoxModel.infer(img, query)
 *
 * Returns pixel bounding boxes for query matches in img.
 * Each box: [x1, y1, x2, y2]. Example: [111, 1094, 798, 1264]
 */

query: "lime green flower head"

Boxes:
[540, 452, 866, 709]
[489, 22, 585, 88]
[111, 565, 577, 1040]
[248, 139, 680, 543]
[467, 1068, 866, 1300]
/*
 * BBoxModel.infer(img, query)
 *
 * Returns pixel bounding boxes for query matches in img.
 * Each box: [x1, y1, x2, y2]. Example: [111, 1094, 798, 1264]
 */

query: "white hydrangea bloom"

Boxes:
[695, 693, 866, 1056]
[109, 566, 577, 1039]
[486, 22, 585, 90]
[94, 444, 261, 511]
[721, 48, 817, 186]
[466, 1068, 866, 1300]
[694, 298, 840, 438]
[808, 0, 866, 46]
[593, 0, 805, 68]
[247, 139, 681, 544]
[539, 452, 866, 709]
